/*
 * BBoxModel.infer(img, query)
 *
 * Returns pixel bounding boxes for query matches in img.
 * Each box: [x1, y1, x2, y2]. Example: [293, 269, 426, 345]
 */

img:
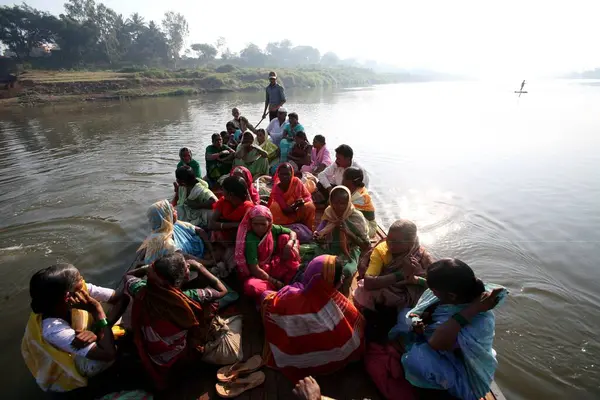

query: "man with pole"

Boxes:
[262, 71, 286, 122]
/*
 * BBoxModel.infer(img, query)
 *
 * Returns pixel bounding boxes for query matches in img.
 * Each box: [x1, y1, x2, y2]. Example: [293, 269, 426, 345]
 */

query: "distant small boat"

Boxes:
[514, 90, 528, 94]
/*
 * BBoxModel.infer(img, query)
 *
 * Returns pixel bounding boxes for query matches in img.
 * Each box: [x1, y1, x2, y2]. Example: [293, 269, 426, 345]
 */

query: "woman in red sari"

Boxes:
[209, 175, 254, 245]
[261, 254, 365, 382]
[234, 205, 300, 301]
[268, 163, 316, 230]
[230, 165, 261, 205]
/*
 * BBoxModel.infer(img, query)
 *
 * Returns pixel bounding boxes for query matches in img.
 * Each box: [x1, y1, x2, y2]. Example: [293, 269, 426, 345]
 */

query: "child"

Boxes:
[21, 264, 127, 392]
[177, 147, 201, 178]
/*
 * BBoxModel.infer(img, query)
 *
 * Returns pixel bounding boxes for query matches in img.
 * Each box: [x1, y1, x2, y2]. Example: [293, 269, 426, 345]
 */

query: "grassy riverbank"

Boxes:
[1, 66, 423, 107]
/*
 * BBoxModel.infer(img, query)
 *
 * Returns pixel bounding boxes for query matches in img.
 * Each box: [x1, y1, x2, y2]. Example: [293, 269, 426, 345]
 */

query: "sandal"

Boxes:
[216, 355, 263, 383]
[215, 371, 265, 398]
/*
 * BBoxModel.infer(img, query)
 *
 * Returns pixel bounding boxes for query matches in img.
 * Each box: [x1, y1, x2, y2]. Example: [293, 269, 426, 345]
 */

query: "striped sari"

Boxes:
[261, 255, 365, 381]
[351, 186, 377, 238]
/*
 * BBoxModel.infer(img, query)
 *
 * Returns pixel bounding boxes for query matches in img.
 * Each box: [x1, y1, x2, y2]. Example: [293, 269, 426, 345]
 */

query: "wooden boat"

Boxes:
[125, 192, 507, 400]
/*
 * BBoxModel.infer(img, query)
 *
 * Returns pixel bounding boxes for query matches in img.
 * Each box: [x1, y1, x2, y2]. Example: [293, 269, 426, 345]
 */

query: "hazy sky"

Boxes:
[4, 0, 600, 78]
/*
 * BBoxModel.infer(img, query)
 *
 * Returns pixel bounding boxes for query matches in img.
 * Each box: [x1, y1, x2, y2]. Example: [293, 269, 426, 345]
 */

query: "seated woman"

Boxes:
[342, 167, 377, 238]
[126, 253, 241, 390]
[255, 128, 279, 170]
[230, 165, 261, 205]
[139, 200, 214, 266]
[301, 134, 332, 175]
[268, 163, 316, 230]
[226, 121, 243, 148]
[22, 264, 127, 393]
[208, 175, 254, 247]
[205, 133, 235, 187]
[233, 131, 270, 179]
[173, 166, 217, 229]
[234, 205, 300, 301]
[387, 258, 506, 400]
[353, 219, 433, 313]
[261, 255, 365, 382]
[177, 147, 201, 178]
[313, 186, 370, 291]
[288, 131, 311, 172]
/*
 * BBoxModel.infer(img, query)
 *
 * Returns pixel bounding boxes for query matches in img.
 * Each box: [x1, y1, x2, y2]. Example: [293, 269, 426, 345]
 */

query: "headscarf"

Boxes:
[231, 166, 260, 204]
[256, 135, 278, 161]
[270, 162, 312, 206]
[319, 186, 369, 256]
[234, 205, 274, 278]
[301, 254, 338, 288]
[138, 200, 177, 264]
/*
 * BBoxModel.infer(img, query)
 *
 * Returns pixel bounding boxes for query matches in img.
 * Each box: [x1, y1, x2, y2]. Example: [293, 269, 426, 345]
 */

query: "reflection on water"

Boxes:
[1, 81, 600, 399]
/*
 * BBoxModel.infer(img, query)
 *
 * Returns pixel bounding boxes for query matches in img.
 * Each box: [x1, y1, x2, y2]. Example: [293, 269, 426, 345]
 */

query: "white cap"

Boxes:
[278, 107, 287, 113]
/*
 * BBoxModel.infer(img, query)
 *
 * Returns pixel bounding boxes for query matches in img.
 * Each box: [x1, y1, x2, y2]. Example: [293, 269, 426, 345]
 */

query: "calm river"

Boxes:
[1, 81, 599, 399]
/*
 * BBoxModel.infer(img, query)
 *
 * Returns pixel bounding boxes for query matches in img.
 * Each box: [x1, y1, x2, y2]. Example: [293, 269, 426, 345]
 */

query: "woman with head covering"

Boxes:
[268, 162, 316, 230]
[233, 131, 270, 179]
[230, 165, 261, 205]
[313, 186, 370, 290]
[353, 219, 434, 312]
[139, 200, 213, 265]
[387, 258, 507, 400]
[260, 255, 365, 382]
[234, 205, 300, 301]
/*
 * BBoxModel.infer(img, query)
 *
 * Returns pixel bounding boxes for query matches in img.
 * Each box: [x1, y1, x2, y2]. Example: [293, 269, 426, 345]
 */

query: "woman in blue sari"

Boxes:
[138, 200, 214, 265]
[388, 258, 507, 400]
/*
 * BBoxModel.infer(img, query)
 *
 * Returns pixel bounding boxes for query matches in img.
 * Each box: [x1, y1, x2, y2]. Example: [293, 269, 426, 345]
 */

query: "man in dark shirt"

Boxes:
[263, 71, 286, 121]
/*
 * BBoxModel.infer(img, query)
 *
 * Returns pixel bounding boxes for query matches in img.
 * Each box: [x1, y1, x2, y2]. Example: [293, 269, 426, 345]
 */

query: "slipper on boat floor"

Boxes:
[216, 355, 263, 383]
[215, 371, 265, 398]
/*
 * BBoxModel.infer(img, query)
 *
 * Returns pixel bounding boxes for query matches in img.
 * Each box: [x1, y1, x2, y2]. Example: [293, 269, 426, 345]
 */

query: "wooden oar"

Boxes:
[254, 116, 266, 128]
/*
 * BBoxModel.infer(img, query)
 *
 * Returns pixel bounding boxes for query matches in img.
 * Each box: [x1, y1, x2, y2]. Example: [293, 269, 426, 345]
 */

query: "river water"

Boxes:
[1, 81, 599, 399]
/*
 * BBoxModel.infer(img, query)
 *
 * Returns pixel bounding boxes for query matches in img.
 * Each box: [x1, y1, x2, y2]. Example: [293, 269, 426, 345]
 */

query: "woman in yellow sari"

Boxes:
[342, 167, 377, 238]
[255, 128, 279, 171]
[268, 163, 316, 230]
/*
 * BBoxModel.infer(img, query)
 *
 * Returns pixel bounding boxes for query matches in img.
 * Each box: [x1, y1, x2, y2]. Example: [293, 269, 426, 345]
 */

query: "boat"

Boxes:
[513, 91, 527, 94]
[125, 185, 508, 400]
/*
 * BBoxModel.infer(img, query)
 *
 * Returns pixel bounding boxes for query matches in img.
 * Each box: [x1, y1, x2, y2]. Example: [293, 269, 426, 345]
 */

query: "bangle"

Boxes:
[451, 313, 469, 328]
[393, 271, 404, 281]
[220, 222, 223, 230]
[416, 277, 427, 287]
[93, 318, 109, 332]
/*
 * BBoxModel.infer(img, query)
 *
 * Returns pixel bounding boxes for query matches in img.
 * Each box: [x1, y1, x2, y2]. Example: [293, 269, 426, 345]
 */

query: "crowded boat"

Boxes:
[20, 74, 508, 400]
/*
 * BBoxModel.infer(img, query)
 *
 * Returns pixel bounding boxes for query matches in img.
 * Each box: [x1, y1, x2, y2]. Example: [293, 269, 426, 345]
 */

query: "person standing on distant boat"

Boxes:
[520, 80, 526, 91]
[263, 71, 286, 122]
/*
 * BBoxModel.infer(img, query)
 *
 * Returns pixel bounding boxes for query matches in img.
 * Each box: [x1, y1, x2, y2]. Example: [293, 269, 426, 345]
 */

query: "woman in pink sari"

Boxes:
[230, 166, 261, 205]
[234, 205, 300, 300]
[301, 135, 332, 175]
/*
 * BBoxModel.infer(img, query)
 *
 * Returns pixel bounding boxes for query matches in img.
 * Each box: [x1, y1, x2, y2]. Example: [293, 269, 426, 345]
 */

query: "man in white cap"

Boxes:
[263, 71, 286, 121]
[266, 107, 288, 146]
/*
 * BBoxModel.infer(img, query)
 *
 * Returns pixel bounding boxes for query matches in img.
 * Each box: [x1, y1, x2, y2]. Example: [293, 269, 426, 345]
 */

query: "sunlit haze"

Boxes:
[4, 0, 600, 78]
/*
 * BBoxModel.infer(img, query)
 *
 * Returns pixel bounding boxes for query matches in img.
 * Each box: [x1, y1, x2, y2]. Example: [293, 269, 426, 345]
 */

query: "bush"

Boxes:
[215, 64, 238, 73]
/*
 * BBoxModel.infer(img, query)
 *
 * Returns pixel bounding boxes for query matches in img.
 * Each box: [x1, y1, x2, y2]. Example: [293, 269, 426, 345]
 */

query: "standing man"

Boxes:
[263, 71, 286, 121]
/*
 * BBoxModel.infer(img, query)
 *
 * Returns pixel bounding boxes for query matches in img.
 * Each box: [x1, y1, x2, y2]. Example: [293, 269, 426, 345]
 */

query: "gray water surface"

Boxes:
[1, 80, 599, 399]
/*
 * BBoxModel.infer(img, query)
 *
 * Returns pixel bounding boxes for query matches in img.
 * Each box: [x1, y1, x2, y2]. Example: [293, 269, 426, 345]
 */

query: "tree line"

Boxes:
[0, 1, 350, 70]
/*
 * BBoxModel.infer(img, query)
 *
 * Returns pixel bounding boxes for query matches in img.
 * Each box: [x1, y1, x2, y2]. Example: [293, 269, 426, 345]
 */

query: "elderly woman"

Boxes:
[234, 205, 300, 301]
[138, 200, 214, 265]
[126, 253, 241, 390]
[173, 166, 217, 229]
[233, 131, 270, 179]
[353, 219, 433, 312]
[268, 163, 316, 230]
[261, 255, 365, 382]
[313, 186, 370, 288]
[386, 258, 506, 400]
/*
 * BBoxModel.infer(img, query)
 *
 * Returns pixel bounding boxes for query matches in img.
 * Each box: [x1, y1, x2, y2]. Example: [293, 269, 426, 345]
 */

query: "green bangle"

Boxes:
[451, 313, 469, 328]
[94, 318, 109, 331]
[416, 277, 427, 287]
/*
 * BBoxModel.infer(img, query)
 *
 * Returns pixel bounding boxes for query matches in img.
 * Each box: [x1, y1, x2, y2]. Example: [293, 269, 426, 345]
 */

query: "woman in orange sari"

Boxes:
[268, 163, 316, 230]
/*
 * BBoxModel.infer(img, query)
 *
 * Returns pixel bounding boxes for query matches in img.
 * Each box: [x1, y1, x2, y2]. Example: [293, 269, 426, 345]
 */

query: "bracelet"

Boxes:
[416, 277, 427, 287]
[93, 318, 109, 331]
[451, 313, 469, 328]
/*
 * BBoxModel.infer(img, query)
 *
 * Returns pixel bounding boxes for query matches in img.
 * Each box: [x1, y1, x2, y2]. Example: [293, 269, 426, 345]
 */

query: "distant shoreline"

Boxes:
[0, 66, 440, 108]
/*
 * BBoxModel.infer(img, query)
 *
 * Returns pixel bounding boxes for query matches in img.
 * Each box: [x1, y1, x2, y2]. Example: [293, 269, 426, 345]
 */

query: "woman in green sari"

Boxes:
[233, 131, 270, 179]
[173, 165, 217, 229]
[311, 186, 371, 294]
[255, 128, 279, 170]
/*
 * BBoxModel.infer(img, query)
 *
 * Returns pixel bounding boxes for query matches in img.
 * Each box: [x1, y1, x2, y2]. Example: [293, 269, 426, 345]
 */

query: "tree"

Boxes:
[290, 45, 320, 65]
[190, 43, 217, 61]
[126, 12, 146, 41]
[161, 11, 188, 61]
[240, 43, 266, 66]
[0, 5, 59, 61]
[321, 51, 339, 66]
